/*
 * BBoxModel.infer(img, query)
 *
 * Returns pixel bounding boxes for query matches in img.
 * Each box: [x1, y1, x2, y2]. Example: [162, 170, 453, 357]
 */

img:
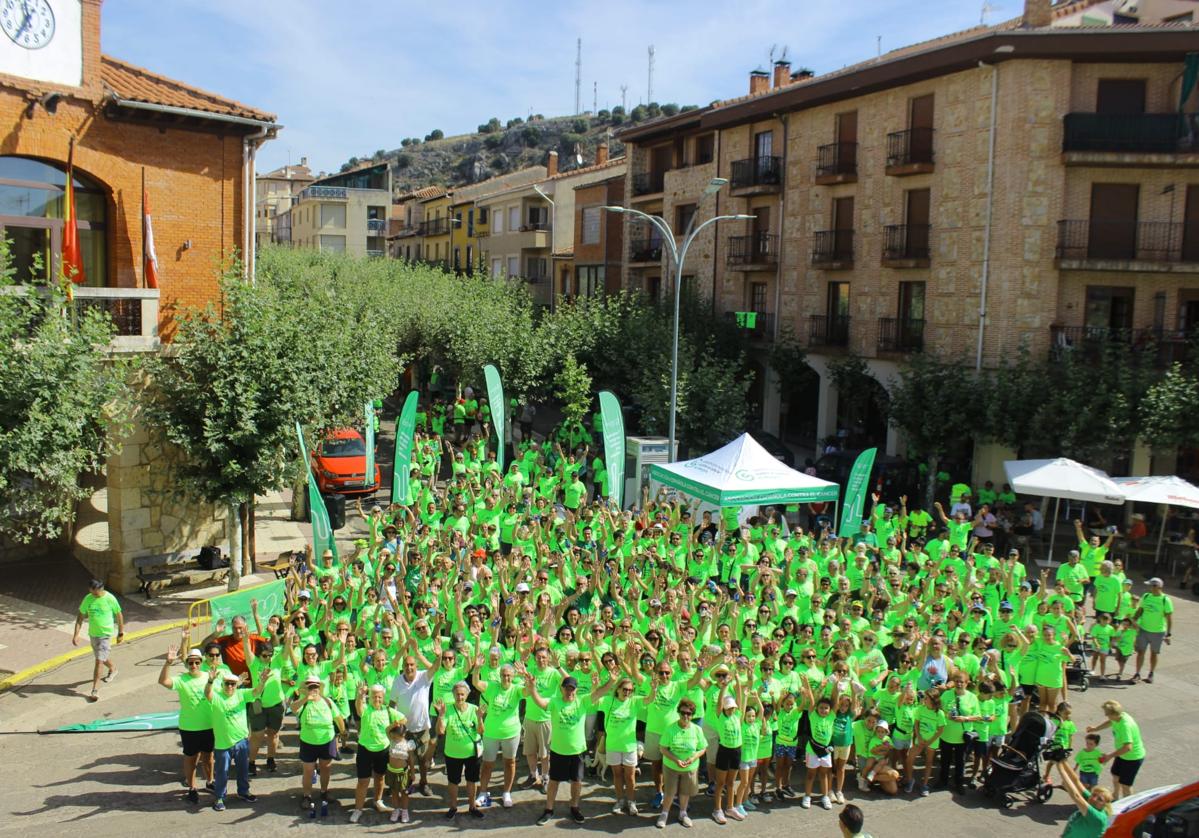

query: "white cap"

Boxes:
[722, 695, 738, 710]
[221, 672, 240, 683]
[298, 590, 312, 599]
[515, 582, 531, 593]
[186, 648, 203, 660]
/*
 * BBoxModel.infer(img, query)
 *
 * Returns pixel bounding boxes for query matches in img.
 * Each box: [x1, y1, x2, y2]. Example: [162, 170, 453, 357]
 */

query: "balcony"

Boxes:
[1062, 113, 1199, 164]
[811, 230, 854, 269]
[727, 233, 779, 270]
[297, 185, 348, 201]
[815, 142, 858, 184]
[730, 156, 783, 195]
[73, 287, 160, 352]
[629, 236, 663, 263]
[419, 217, 452, 237]
[520, 221, 551, 232]
[632, 171, 666, 198]
[882, 224, 931, 267]
[524, 265, 549, 283]
[726, 310, 775, 343]
[366, 249, 386, 258]
[808, 314, 850, 348]
[885, 128, 935, 175]
[1055, 220, 1199, 272]
[877, 317, 925, 353]
[366, 218, 388, 235]
[1050, 325, 1197, 368]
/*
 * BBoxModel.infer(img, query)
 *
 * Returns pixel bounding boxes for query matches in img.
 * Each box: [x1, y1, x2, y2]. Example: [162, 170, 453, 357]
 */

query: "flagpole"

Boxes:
[141, 166, 146, 289]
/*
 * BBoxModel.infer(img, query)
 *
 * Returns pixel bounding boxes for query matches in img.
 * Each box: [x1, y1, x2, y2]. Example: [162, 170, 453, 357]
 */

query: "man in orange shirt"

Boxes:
[204, 615, 267, 677]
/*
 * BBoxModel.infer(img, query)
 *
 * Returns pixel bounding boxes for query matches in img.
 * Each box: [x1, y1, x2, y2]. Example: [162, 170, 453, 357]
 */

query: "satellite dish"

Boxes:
[575, 153, 584, 166]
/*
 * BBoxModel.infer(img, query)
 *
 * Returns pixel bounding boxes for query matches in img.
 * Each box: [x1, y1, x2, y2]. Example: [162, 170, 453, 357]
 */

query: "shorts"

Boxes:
[989, 734, 1007, 749]
[739, 760, 757, 771]
[549, 751, 585, 783]
[1135, 630, 1165, 655]
[594, 711, 605, 734]
[805, 751, 833, 769]
[407, 728, 432, 756]
[247, 701, 284, 732]
[833, 745, 852, 761]
[1079, 771, 1099, 787]
[90, 635, 112, 662]
[356, 745, 389, 779]
[607, 750, 637, 767]
[445, 754, 481, 784]
[773, 743, 797, 759]
[715, 745, 741, 772]
[386, 764, 410, 792]
[1111, 757, 1143, 787]
[481, 735, 519, 762]
[523, 719, 552, 760]
[970, 739, 990, 758]
[1093, 609, 1114, 621]
[703, 727, 720, 762]
[180, 728, 215, 757]
[299, 739, 338, 763]
[663, 767, 699, 797]
[892, 736, 912, 750]
[643, 731, 663, 761]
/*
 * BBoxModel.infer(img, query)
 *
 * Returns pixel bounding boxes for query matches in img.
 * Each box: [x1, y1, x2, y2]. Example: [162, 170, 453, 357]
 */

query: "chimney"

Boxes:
[773, 60, 791, 89]
[81, 0, 103, 90]
[792, 68, 815, 81]
[547, 150, 559, 177]
[749, 69, 769, 96]
[595, 142, 609, 166]
[300, 156, 308, 168]
[1023, 0, 1052, 27]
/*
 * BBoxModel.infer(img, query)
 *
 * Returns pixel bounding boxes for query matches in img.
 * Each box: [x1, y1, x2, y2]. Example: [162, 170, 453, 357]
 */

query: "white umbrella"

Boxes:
[1111, 475, 1199, 563]
[1004, 458, 1127, 563]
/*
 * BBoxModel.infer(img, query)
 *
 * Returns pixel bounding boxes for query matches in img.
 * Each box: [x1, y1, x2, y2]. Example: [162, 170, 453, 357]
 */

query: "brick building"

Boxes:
[0, 0, 278, 587]
[569, 172, 625, 296]
[615, 0, 1199, 479]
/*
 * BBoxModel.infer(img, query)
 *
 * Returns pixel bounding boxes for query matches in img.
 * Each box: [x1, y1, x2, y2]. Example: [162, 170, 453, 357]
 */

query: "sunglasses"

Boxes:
[658, 670, 671, 676]
[208, 653, 221, 658]
[678, 711, 694, 717]
[714, 673, 729, 678]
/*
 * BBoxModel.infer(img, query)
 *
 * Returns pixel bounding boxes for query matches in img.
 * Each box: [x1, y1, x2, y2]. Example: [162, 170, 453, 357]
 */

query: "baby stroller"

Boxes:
[1066, 639, 1090, 692]
[980, 711, 1055, 809]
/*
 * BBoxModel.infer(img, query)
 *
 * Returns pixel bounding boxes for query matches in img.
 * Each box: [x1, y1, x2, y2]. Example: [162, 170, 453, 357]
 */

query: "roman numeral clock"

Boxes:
[0, 0, 82, 87]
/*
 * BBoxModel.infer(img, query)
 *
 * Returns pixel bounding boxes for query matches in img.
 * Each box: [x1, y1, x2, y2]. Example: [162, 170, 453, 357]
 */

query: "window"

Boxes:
[491, 257, 502, 276]
[478, 207, 489, 224]
[0, 156, 108, 286]
[1096, 79, 1146, 114]
[467, 209, 474, 237]
[319, 234, 346, 252]
[827, 281, 850, 319]
[320, 204, 346, 227]
[694, 134, 715, 165]
[508, 206, 520, 231]
[491, 208, 502, 234]
[526, 256, 547, 279]
[366, 205, 385, 220]
[453, 247, 461, 270]
[1133, 794, 1199, 837]
[507, 256, 519, 277]
[1089, 183, 1139, 260]
[466, 245, 474, 275]
[577, 265, 604, 296]
[527, 205, 549, 229]
[675, 203, 697, 232]
[899, 281, 925, 321]
[1085, 286, 1135, 331]
[755, 131, 773, 159]
[581, 206, 601, 244]
[748, 281, 767, 312]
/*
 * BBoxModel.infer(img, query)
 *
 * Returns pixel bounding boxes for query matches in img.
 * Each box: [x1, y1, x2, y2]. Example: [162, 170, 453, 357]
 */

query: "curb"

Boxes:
[0, 618, 190, 694]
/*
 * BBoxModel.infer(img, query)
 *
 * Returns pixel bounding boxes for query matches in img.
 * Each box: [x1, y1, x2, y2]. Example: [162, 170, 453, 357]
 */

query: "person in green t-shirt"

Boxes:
[1074, 733, 1103, 788]
[351, 684, 404, 823]
[158, 642, 215, 803]
[73, 579, 124, 703]
[435, 682, 485, 819]
[1087, 700, 1146, 799]
[907, 689, 946, 797]
[204, 669, 266, 810]
[472, 662, 524, 809]
[289, 675, 346, 816]
[1132, 578, 1173, 683]
[657, 697, 705, 828]
[592, 672, 647, 815]
[244, 634, 285, 775]
[1056, 760, 1112, 838]
[524, 673, 590, 825]
[1086, 612, 1115, 679]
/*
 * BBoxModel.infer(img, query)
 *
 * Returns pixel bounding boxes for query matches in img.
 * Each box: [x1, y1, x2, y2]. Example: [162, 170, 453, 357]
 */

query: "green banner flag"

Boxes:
[598, 390, 625, 508]
[838, 447, 877, 537]
[50, 712, 180, 733]
[483, 364, 505, 474]
[208, 578, 287, 626]
[364, 400, 376, 489]
[295, 422, 337, 559]
[391, 391, 419, 505]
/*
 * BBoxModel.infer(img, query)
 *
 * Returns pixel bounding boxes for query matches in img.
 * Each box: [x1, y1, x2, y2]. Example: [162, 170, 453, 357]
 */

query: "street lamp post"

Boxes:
[605, 178, 753, 462]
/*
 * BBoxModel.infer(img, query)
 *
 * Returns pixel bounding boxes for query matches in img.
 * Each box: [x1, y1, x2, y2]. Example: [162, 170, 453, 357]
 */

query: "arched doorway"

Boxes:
[834, 369, 889, 451]
[0, 156, 108, 285]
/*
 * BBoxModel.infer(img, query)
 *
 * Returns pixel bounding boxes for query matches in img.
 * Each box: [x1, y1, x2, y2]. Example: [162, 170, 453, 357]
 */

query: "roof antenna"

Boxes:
[980, 1, 997, 24]
[876, 35, 882, 58]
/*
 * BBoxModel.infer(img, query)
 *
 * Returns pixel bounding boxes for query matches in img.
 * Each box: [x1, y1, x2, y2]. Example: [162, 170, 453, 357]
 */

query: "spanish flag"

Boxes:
[63, 143, 86, 285]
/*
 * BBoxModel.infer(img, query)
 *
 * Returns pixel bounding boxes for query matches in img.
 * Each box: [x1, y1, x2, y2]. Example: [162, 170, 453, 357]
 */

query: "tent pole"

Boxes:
[1048, 497, 1060, 564]
[1155, 504, 1167, 567]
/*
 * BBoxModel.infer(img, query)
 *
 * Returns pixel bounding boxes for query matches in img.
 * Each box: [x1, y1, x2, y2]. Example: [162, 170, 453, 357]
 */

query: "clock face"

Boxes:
[1, 0, 55, 50]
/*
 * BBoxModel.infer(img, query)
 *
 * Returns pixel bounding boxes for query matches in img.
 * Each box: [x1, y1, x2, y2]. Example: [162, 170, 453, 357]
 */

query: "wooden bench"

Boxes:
[134, 551, 228, 598]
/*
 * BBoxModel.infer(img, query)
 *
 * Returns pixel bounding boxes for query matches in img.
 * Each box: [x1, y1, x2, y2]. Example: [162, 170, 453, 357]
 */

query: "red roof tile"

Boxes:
[101, 54, 276, 123]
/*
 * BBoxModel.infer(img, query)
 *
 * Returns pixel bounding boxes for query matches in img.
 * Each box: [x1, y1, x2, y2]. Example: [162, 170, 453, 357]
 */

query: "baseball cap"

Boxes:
[875, 720, 890, 731]
[999, 601, 1013, 611]
[971, 604, 986, 612]
[298, 590, 312, 599]
[561, 676, 579, 690]
[305, 674, 323, 686]
[1147, 577, 1164, 587]
[1020, 581, 1033, 590]
[515, 582, 531, 593]
[723, 695, 738, 709]
[785, 588, 798, 597]
[222, 672, 241, 683]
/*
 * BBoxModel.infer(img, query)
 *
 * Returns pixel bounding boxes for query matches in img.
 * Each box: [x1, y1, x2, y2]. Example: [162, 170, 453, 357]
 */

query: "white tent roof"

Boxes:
[1003, 458, 1126, 504]
[650, 433, 839, 506]
[1112, 475, 1199, 510]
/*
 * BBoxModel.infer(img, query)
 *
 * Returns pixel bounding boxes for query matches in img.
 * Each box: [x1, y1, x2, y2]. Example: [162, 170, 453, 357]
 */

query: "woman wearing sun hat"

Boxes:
[159, 638, 215, 804]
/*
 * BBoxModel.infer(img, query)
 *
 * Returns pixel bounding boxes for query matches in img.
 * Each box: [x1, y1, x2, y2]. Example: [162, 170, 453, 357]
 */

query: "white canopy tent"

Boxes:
[650, 433, 840, 508]
[1112, 475, 1199, 563]
[1004, 458, 1127, 564]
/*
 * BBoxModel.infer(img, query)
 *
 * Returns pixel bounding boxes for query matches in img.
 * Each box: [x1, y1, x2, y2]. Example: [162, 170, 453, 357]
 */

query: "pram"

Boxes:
[1066, 639, 1090, 692]
[980, 711, 1055, 809]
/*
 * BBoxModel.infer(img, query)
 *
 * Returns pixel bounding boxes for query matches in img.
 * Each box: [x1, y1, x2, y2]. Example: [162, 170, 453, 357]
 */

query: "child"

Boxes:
[1087, 613, 1115, 679]
[1043, 701, 1075, 783]
[862, 719, 901, 794]
[386, 721, 413, 823]
[733, 692, 767, 819]
[1074, 733, 1102, 789]
[1113, 618, 1137, 681]
[970, 681, 998, 783]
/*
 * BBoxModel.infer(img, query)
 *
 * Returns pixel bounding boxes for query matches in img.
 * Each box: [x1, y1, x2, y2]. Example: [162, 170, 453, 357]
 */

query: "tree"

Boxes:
[395, 154, 412, 170]
[479, 118, 501, 134]
[572, 117, 589, 133]
[596, 109, 610, 121]
[630, 105, 648, 122]
[373, 148, 387, 160]
[555, 355, 593, 427]
[827, 354, 886, 445]
[506, 117, 524, 128]
[661, 103, 680, 116]
[346, 156, 360, 169]
[647, 102, 661, 117]
[769, 327, 818, 433]
[400, 138, 412, 148]
[520, 125, 541, 147]
[1139, 363, 1199, 450]
[425, 129, 444, 141]
[484, 134, 503, 150]
[0, 241, 131, 543]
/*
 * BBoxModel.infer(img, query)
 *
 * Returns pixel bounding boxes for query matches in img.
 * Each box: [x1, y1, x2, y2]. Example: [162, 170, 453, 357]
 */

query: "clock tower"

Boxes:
[0, 0, 84, 88]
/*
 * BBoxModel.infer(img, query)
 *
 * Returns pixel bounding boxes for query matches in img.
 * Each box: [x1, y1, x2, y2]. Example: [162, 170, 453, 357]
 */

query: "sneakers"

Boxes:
[248, 762, 257, 777]
[613, 799, 626, 815]
[1145, 672, 1155, 684]
[680, 812, 693, 828]
[375, 798, 394, 813]
[800, 795, 811, 809]
[186, 788, 199, 804]
[418, 783, 431, 797]
[400, 809, 411, 824]
[87, 691, 99, 703]
[238, 793, 256, 803]
[628, 801, 640, 816]
[523, 775, 542, 789]
[713, 809, 727, 825]
[537, 810, 553, 826]
[762, 791, 775, 804]
[735, 805, 748, 818]
[350, 809, 363, 824]
[476, 792, 492, 809]
[651, 791, 665, 809]
[445, 808, 457, 820]
[903, 778, 915, 794]
[501, 792, 513, 808]
[469, 807, 485, 819]
[858, 776, 871, 792]
[657, 813, 668, 829]
[820, 795, 832, 810]
[920, 785, 930, 798]
[213, 799, 226, 812]
[705, 783, 716, 797]
[265, 757, 277, 772]
[103, 669, 118, 683]
[742, 799, 757, 812]
[833, 790, 845, 804]
[571, 807, 585, 824]
[725, 807, 745, 821]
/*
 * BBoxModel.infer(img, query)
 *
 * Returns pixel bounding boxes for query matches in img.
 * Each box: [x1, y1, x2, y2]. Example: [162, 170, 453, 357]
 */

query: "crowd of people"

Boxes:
[77, 395, 1177, 834]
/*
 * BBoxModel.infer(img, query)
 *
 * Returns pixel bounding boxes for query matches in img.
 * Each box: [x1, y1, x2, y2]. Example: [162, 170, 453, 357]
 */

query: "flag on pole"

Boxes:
[143, 187, 160, 289]
[63, 143, 86, 285]
[838, 447, 877, 537]
[391, 391, 419, 505]
[598, 390, 626, 508]
[294, 422, 337, 560]
[364, 400, 376, 488]
[483, 364, 505, 473]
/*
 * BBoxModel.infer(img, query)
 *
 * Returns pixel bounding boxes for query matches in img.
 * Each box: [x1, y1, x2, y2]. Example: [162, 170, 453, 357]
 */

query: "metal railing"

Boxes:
[419, 217, 452, 237]
[72, 286, 160, 346]
[297, 185, 348, 201]
[521, 221, 551, 232]
[1050, 325, 1198, 368]
[807, 314, 850, 347]
[883, 224, 931, 261]
[726, 310, 775, 341]
[632, 171, 666, 196]
[730, 155, 783, 189]
[811, 229, 854, 265]
[1055, 220, 1196, 263]
[1062, 112, 1197, 154]
[727, 232, 779, 266]
[877, 317, 925, 353]
[885, 127, 935, 167]
[816, 142, 858, 177]
[366, 218, 387, 235]
[366, 249, 385, 258]
[629, 237, 663, 262]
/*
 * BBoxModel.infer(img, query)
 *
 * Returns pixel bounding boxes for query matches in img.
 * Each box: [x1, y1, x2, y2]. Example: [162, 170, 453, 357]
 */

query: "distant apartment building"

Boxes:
[285, 163, 391, 256]
[389, 186, 442, 260]
[255, 158, 313, 248]
[615, 0, 1199, 477]
[568, 172, 626, 296]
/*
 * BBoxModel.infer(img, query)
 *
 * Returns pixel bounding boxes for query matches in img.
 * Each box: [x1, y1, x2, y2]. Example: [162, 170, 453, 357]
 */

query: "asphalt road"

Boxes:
[2, 580, 1196, 838]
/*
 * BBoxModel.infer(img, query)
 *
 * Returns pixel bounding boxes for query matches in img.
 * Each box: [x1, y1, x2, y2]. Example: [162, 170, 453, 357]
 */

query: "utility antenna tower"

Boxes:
[647, 45, 655, 103]
[575, 38, 582, 115]
[593, 81, 597, 113]
[620, 84, 628, 111]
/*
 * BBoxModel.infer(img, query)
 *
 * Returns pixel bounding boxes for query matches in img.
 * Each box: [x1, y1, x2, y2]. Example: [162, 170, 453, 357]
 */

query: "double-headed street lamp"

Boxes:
[605, 177, 753, 462]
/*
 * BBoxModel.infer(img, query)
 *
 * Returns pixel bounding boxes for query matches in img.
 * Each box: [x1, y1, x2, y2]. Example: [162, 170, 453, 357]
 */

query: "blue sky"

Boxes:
[102, 0, 1027, 176]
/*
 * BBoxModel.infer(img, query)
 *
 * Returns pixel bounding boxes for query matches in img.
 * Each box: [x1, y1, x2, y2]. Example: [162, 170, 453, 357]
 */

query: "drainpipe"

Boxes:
[976, 61, 999, 370]
[772, 112, 788, 344]
[712, 129, 722, 316]
[244, 125, 272, 284]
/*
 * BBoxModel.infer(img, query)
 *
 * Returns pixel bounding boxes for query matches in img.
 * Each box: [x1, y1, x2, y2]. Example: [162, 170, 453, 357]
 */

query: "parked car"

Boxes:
[311, 428, 380, 496]
[1104, 780, 1199, 837]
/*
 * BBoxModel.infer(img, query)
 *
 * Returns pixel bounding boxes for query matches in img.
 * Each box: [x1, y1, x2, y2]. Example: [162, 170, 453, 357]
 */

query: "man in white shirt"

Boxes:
[390, 656, 433, 795]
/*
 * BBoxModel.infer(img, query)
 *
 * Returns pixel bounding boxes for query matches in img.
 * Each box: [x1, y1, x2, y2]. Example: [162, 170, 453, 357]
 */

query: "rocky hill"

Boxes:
[338, 104, 697, 195]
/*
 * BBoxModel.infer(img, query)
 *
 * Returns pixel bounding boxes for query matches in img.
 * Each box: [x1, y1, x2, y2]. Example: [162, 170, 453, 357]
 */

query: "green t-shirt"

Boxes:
[1088, 623, 1115, 653]
[808, 710, 835, 754]
[1136, 593, 1173, 634]
[646, 679, 687, 735]
[916, 705, 947, 748]
[442, 702, 480, 759]
[482, 681, 523, 740]
[1111, 713, 1146, 760]
[548, 695, 590, 755]
[209, 687, 250, 750]
[1093, 575, 1121, 614]
[1061, 796, 1109, 838]
[603, 695, 640, 753]
[1075, 747, 1103, 774]
[79, 591, 122, 638]
[359, 705, 403, 752]
[172, 672, 213, 731]
[661, 722, 705, 773]
[717, 710, 743, 748]
[248, 655, 285, 708]
[524, 665, 563, 723]
[298, 695, 341, 746]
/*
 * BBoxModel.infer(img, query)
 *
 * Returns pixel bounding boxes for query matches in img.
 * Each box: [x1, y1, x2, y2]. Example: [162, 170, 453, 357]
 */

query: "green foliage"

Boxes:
[395, 154, 412, 170]
[1139, 363, 1199, 450]
[609, 111, 625, 125]
[572, 117, 589, 133]
[555, 355, 593, 427]
[611, 106, 625, 117]
[506, 117, 524, 128]
[827, 354, 886, 436]
[479, 118, 501, 134]
[484, 134, 503, 150]
[425, 129, 444, 141]
[400, 138, 412, 148]
[647, 102, 661, 117]
[560, 132, 586, 152]
[768, 327, 817, 400]
[596, 109, 610, 121]
[373, 149, 387, 160]
[630, 105, 648, 122]
[661, 103, 680, 116]
[520, 126, 541, 146]
[0, 240, 132, 542]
